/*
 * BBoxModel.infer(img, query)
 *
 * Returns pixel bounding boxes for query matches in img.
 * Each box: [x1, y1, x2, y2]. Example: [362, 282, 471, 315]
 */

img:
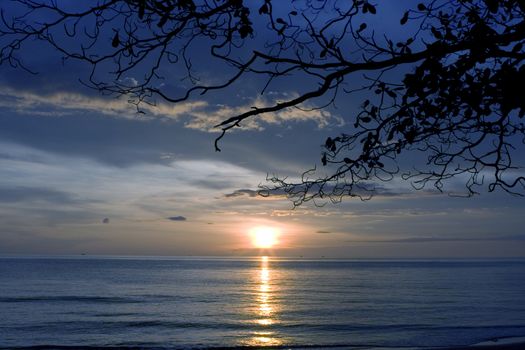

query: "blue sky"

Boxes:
[0, 1, 524, 258]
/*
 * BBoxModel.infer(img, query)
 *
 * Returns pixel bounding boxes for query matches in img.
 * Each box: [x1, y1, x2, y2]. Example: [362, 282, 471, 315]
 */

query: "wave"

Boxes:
[8, 319, 525, 332]
[0, 296, 140, 304]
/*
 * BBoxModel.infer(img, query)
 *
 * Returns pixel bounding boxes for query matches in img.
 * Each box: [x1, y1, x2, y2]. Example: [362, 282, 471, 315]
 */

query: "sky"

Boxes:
[0, 1, 524, 258]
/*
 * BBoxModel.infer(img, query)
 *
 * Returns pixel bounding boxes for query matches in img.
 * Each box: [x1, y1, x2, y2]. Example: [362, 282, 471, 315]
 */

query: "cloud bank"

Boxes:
[0, 87, 343, 132]
[167, 216, 187, 221]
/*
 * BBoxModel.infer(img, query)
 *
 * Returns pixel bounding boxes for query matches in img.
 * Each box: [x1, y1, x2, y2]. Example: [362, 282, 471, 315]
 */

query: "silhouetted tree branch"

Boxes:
[1, 0, 525, 205]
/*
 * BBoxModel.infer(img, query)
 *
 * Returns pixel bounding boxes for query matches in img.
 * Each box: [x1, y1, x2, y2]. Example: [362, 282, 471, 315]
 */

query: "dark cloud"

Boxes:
[102, 218, 110, 224]
[223, 183, 421, 201]
[224, 189, 258, 198]
[0, 186, 78, 204]
[168, 216, 187, 221]
[347, 234, 525, 244]
[316, 230, 332, 234]
[223, 187, 290, 199]
[1, 207, 104, 227]
[330, 182, 426, 199]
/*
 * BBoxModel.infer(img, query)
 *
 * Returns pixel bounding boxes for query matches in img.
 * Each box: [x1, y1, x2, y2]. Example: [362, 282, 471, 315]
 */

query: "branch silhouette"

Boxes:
[1, 0, 524, 205]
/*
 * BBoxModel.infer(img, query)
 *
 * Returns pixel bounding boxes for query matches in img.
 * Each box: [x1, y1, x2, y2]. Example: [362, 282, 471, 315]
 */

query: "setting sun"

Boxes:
[250, 226, 279, 249]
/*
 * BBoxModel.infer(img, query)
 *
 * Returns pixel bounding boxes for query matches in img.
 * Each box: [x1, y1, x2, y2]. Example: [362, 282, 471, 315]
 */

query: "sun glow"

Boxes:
[250, 226, 279, 249]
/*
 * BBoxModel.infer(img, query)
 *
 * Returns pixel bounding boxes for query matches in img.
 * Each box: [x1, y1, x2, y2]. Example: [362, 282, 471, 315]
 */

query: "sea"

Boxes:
[1, 256, 525, 350]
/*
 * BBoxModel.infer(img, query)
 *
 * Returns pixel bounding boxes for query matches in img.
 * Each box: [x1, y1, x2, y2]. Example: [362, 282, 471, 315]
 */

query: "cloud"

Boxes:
[0, 86, 343, 132]
[347, 234, 525, 244]
[0, 86, 205, 121]
[0, 186, 78, 204]
[316, 230, 332, 234]
[222, 180, 438, 204]
[223, 187, 290, 201]
[0, 142, 270, 220]
[184, 94, 345, 132]
[167, 216, 187, 221]
[102, 218, 110, 224]
[224, 189, 259, 198]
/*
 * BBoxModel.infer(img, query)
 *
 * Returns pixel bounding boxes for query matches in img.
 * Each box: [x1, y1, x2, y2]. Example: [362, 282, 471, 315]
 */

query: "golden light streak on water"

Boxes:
[244, 256, 282, 346]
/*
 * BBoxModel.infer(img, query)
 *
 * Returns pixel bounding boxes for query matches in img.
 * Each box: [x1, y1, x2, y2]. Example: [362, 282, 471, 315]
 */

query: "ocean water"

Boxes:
[0, 257, 525, 349]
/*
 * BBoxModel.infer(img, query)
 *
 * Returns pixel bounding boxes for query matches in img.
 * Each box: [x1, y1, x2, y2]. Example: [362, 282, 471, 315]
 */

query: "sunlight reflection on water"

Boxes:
[245, 256, 282, 346]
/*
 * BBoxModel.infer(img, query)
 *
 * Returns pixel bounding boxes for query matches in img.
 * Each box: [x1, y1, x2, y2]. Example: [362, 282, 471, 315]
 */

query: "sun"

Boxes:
[250, 226, 279, 249]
